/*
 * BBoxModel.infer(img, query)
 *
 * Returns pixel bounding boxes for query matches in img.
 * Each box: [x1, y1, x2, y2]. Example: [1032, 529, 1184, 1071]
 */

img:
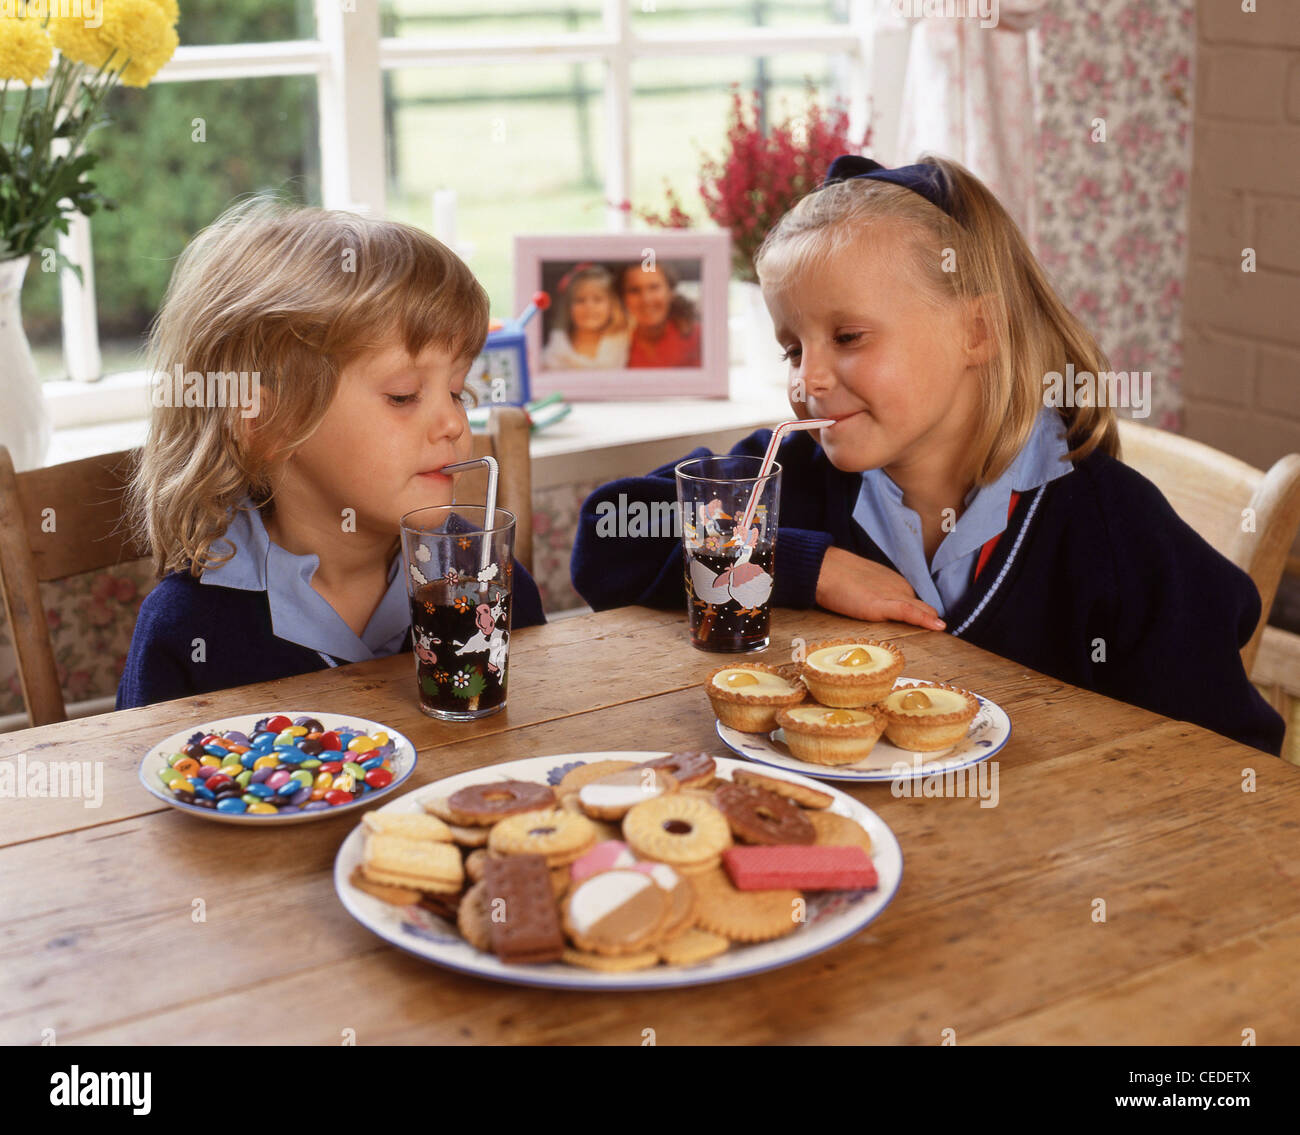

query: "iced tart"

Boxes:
[706, 664, 808, 732]
[877, 683, 979, 751]
[774, 704, 887, 766]
[798, 638, 905, 707]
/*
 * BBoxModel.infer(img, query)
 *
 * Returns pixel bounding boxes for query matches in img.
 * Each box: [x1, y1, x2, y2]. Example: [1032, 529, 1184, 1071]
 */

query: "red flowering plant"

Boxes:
[638, 83, 872, 283]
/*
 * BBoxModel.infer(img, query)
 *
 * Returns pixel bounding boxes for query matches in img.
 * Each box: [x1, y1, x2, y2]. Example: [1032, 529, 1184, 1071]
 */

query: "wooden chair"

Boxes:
[0, 407, 533, 729]
[467, 404, 533, 575]
[1116, 419, 1300, 673]
[0, 446, 145, 728]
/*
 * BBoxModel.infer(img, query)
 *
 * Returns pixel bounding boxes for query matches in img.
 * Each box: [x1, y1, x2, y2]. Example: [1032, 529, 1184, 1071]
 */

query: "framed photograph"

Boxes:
[515, 231, 731, 401]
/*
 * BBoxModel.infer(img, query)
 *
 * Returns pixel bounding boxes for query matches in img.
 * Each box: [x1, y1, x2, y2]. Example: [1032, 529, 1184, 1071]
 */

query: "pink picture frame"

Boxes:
[515, 231, 731, 401]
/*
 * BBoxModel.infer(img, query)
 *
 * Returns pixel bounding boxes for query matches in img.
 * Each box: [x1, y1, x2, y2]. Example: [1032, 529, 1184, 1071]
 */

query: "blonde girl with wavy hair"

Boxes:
[117, 195, 545, 709]
[572, 153, 1282, 754]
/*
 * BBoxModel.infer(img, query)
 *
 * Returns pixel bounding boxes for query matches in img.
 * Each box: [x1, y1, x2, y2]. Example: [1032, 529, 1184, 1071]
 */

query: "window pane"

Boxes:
[85, 76, 321, 377]
[630, 54, 850, 229]
[178, 0, 315, 47]
[386, 62, 607, 318]
[382, 0, 604, 41]
[633, 0, 849, 33]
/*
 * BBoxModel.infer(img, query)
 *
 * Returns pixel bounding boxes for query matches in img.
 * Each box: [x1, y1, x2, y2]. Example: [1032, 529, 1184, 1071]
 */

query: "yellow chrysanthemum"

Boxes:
[50, 0, 177, 88]
[142, 0, 180, 25]
[0, 16, 55, 85]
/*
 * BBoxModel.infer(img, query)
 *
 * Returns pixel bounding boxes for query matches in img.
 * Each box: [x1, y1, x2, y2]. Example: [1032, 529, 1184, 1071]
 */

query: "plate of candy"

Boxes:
[139, 712, 417, 825]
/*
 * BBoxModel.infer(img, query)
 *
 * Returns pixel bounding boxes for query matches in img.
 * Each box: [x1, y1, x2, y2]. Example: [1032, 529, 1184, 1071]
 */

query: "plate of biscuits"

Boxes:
[333, 750, 903, 990]
[707, 636, 1011, 783]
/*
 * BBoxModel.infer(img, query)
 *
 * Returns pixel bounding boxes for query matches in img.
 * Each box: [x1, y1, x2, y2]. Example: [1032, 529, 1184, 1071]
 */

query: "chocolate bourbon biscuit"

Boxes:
[483, 853, 565, 964]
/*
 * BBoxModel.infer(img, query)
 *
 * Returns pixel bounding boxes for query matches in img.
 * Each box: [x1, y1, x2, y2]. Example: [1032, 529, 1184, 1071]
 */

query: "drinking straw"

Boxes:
[736, 418, 835, 537]
[437, 455, 498, 576]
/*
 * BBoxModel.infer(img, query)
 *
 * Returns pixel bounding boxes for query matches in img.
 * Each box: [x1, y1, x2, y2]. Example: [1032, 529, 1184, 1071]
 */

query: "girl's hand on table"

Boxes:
[814, 546, 946, 631]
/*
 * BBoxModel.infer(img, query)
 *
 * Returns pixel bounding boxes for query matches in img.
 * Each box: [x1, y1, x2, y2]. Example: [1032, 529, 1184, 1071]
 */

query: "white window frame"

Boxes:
[47, 0, 894, 429]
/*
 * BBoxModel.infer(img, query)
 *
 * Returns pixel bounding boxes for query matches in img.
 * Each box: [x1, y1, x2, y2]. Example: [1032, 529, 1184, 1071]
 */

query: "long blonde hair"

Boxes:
[754, 154, 1119, 485]
[127, 195, 489, 577]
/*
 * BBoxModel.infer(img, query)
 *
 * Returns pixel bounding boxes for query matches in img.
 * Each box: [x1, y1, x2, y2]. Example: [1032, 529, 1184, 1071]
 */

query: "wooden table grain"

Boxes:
[2, 607, 1297, 1046]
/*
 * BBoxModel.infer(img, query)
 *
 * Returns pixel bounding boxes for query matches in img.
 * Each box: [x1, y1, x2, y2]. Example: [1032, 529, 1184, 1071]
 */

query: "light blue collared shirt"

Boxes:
[200, 501, 411, 666]
[851, 409, 1073, 617]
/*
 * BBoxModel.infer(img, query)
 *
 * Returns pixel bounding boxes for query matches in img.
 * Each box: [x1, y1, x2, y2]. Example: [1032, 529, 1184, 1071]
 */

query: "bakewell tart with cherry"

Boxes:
[773, 704, 887, 766]
[876, 683, 979, 752]
[797, 638, 905, 707]
[706, 664, 808, 733]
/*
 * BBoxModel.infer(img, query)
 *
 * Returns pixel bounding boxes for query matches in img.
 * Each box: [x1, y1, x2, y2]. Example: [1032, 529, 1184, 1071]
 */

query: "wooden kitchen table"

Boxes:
[2, 606, 1298, 1046]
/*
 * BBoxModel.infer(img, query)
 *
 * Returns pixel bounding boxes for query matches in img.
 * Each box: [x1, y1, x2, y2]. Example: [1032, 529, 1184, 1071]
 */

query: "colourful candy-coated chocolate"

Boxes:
[359, 755, 384, 771]
[364, 768, 393, 789]
[253, 755, 279, 771]
[333, 773, 355, 794]
[245, 783, 274, 799]
[287, 725, 308, 737]
[216, 797, 249, 813]
[206, 774, 233, 792]
[317, 731, 341, 751]
[240, 752, 259, 769]
[236, 769, 253, 789]
[196, 765, 218, 780]
[199, 755, 222, 768]
[158, 767, 183, 786]
[194, 785, 216, 800]
[347, 736, 375, 752]
[323, 789, 353, 806]
[170, 777, 195, 794]
[299, 758, 321, 769]
[247, 802, 278, 814]
[265, 770, 292, 790]
[288, 786, 312, 806]
[342, 762, 365, 780]
[172, 757, 200, 777]
[290, 770, 314, 788]
[249, 768, 274, 785]
[203, 744, 229, 758]
[264, 715, 292, 733]
[313, 771, 334, 792]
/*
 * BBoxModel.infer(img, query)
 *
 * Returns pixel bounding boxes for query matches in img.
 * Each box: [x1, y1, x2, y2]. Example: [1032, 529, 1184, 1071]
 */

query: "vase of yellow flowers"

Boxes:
[0, 1, 178, 471]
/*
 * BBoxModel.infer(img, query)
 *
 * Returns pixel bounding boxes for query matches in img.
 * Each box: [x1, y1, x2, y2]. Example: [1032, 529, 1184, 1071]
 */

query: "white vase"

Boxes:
[0, 256, 52, 471]
[735, 279, 790, 393]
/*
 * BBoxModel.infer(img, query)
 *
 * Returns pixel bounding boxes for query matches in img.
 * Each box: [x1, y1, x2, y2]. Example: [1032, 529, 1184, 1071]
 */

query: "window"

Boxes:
[26, 0, 878, 426]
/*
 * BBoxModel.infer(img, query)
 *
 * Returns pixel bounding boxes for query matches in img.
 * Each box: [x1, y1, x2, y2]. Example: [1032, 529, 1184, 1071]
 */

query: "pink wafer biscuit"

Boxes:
[722, 844, 878, 891]
[569, 839, 639, 883]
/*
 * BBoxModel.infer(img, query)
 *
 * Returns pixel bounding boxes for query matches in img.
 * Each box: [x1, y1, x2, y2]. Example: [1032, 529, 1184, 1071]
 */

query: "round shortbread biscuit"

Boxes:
[488, 807, 599, 866]
[808, 810, 874, 855]
[456, 881, 492, 951]
[562, 947, 661, 972]
[690, 867, 802, 943]
[656, 927, 731, 966]
[731, 769, 834, 810]
[464, 848, 489, 882]
[622, 794, 732, 868]
[558, 759, 637, 794]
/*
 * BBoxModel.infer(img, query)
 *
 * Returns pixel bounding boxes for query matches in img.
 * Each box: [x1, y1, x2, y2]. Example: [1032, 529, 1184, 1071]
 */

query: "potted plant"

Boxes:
[0, 2, 179, 471]
[638, 82, 871, 386]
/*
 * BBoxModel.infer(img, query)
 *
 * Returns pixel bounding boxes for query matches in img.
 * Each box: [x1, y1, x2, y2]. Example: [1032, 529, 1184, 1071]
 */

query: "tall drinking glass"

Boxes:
[399, 505, 516, 720]
[674, 456, 782, 653]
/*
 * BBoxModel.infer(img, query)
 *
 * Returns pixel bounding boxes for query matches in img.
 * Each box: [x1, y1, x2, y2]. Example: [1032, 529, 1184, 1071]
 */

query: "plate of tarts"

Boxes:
[707, 638, 1011, 783]
[333, 750, 903, 990]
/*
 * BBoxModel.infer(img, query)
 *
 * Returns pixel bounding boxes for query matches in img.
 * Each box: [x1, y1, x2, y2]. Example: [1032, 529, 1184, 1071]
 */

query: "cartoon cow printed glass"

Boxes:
[674, 456, 782, 653]
[399, 506, 517, 720]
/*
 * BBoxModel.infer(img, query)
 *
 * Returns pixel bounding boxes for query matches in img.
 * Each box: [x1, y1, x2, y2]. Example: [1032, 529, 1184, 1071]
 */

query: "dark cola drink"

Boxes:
[409, 580, 511, 718]
[684, 547, 774, 653]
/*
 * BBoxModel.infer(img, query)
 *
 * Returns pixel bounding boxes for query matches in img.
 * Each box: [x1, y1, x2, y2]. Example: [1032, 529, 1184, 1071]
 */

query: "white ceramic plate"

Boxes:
[334, 751, 903, 991]
[139, 711, 417, 825]
[715, 677, 1011, 784]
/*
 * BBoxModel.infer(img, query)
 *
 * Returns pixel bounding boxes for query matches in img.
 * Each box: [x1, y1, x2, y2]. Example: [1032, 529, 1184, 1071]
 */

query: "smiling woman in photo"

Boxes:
[620, 261, 702, 368]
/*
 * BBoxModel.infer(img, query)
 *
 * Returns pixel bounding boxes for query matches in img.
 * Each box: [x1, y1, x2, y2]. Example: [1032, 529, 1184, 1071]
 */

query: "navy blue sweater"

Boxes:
[571, 428, 1285, 756]
[116, 559, 545, 710]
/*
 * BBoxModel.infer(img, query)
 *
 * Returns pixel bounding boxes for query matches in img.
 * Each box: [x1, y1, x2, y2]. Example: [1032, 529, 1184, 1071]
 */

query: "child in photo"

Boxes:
[571, 154, 1284, 755]
[541, 262, 630, 368]
[117, 197, 545, 709]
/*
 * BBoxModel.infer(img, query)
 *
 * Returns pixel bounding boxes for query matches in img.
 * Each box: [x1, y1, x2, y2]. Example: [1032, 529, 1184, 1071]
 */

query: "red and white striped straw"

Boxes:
[737, 418, 834, 537]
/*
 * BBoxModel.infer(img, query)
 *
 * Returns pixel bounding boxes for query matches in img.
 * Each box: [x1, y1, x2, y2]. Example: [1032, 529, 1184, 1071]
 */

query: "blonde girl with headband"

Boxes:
[541, 261, 630, 368]
[117, 196, 545, 709]
[572, 154, 1283, 755]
